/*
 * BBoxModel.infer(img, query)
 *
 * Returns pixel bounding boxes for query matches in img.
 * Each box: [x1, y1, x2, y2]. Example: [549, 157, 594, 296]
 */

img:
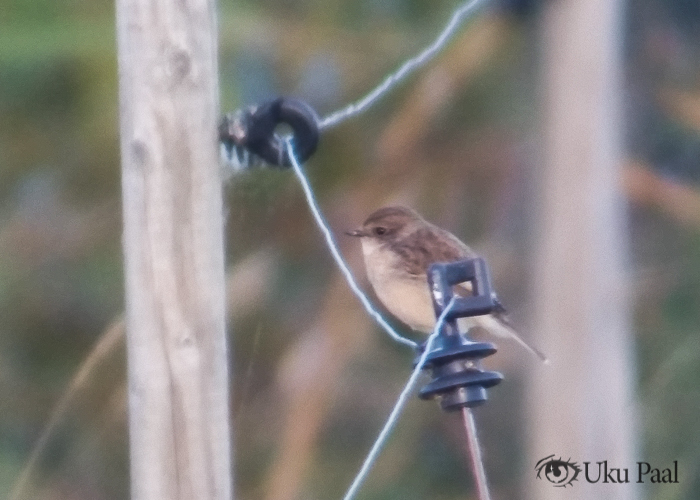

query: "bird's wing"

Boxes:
[470, 314, 549, 363]
[393, 226, 476, 277]
[456, 282, 550, 363]
[391, 223, 550, 364]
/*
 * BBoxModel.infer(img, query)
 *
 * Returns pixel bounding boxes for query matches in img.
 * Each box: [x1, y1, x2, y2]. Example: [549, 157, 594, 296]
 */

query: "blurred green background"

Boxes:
[2, 0, 700, 499]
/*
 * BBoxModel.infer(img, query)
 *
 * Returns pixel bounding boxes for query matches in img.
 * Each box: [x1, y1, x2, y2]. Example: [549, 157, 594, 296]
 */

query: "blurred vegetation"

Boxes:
[1, 0, 700, 499]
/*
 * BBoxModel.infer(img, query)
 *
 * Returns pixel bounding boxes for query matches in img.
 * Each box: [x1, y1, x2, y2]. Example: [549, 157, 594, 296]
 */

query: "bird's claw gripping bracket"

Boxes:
[219, 97, 320, 169]
[419, 258, 504, 411]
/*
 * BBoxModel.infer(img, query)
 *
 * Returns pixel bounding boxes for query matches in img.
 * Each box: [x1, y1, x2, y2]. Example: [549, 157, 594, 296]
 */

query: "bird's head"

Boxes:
[346, 206, 423, 242]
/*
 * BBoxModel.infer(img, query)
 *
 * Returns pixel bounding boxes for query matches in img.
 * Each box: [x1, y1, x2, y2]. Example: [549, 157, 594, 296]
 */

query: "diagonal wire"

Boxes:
[318, 0, 488, 130]
[285, 138, 417, 349]
[340, 298, 456, 500]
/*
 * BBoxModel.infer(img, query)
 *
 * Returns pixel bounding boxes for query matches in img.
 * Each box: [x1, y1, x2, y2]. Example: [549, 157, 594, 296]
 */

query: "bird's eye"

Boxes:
[373, 227, 387, 236]
[534, 455, 582, 488]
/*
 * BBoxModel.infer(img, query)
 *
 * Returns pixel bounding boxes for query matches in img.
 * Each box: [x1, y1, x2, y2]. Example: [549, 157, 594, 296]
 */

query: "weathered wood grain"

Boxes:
[116, 0, 232, 498]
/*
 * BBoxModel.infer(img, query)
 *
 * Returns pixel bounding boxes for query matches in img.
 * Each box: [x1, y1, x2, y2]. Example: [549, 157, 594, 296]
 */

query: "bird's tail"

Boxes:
[460, 314, 550, 364]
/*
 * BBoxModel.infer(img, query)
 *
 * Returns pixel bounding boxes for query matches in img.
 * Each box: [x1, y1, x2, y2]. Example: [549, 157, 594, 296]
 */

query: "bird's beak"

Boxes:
[345, 228, 366, 237]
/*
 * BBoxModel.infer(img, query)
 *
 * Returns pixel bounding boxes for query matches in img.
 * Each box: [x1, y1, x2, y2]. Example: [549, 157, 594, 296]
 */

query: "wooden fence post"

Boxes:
[115, 0, 232, 498]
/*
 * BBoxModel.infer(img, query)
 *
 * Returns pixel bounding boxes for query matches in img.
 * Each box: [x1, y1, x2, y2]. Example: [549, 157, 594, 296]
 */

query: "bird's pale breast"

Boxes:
[360, 238, 436, 333]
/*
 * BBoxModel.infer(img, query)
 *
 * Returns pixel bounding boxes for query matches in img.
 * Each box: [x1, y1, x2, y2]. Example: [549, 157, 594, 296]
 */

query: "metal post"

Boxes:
[461, 407, 491, 500]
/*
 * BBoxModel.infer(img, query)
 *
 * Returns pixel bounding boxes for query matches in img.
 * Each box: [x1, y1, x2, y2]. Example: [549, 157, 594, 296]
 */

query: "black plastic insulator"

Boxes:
[419, 258, 504, 411]
[428, 257, 497, 322]
[244, 98, 320, 167]
[418, 333, 503, 410]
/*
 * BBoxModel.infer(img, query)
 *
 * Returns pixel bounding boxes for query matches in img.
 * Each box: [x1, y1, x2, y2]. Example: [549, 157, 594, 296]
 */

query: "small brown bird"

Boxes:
[347, 206, 547, 363]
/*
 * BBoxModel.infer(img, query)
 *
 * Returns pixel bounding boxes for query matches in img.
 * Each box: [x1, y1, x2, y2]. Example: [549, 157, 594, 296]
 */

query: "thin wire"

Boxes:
[288, 134, 458, 497]
[462, 407, 491, 500]
[286, 138, 417, 349]
[341, 298, 456, 500]
[318, 0, 487, 130]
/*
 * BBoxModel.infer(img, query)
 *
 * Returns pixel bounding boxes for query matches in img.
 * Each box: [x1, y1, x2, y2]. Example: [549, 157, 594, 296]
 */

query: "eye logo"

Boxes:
[535, 455, 582, 488]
